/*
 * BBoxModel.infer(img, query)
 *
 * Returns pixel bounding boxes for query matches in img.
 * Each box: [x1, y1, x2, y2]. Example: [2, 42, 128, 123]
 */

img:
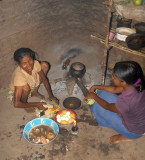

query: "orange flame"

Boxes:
[73, 120, 77, 126]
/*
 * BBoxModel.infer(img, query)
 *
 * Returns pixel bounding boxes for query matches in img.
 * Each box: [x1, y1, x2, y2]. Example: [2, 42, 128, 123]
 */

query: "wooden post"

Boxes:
[101, 0, 113, 85]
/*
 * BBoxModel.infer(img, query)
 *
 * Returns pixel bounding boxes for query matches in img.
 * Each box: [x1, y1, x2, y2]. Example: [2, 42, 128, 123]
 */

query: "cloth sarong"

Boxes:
[91, 90, 142, 139]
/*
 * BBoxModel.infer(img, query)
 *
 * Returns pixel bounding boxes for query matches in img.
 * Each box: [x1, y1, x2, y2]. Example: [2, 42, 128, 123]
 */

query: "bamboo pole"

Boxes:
[101, 0, 113, 85]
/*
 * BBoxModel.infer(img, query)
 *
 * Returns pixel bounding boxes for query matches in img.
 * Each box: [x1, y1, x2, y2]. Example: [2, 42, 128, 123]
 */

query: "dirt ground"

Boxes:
[0, 1, 145, 160]
[0, 77, 145, 160]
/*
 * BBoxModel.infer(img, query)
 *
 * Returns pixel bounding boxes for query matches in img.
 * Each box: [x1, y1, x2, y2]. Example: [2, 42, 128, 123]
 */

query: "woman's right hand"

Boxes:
[36, 102, 47, 111]
[48, 96, 59, 105]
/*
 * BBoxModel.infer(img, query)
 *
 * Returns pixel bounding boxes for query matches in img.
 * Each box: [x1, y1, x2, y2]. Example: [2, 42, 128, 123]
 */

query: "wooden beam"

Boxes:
[101, 0, 113, 85]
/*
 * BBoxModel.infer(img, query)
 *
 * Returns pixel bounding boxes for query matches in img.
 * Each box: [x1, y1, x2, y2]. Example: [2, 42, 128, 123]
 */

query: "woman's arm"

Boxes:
[14, 86, 46, 110]
[38, 70, 59, 104]
[38, 70, 54, 97]
[85, 92, 119, 113]
[89, 85, 123, 94]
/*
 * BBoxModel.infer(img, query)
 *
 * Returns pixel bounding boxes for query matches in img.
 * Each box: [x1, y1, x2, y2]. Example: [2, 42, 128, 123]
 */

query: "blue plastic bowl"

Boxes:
[23, 118, 59, 144]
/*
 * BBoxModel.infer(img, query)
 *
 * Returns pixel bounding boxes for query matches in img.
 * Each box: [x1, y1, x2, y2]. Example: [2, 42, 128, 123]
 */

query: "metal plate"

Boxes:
[55, 109, 77, 124]
[63, 97, 81, 110]
[116, 27, 136, 41]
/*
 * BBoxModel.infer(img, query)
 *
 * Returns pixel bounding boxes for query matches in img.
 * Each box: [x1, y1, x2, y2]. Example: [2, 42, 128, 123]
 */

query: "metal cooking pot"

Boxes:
[117, 17, 132, 28]
[126, 33, 145, 50]
[69, 62, 86, 78]
[63, 97, 81, 110]
[135, 22, 145, 35]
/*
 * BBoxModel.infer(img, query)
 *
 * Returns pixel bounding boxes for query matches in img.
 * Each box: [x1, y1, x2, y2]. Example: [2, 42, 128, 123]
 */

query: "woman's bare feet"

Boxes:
[109, 134, 132, 144]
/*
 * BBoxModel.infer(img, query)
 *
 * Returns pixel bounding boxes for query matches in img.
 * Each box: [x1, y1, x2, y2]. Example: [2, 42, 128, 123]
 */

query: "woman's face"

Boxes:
[19, 55, 34, 74]
[112, 73, 123, 86]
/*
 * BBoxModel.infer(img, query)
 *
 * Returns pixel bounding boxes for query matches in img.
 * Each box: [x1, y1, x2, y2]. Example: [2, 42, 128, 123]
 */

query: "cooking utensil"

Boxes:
[69, 62, 86, 78]
[39, 107, 49, 117]
[135, 22, 145, 35]
[117, 17, 132, 28]
[116, 27, 136, 41]
[23, 118, 59, 145]
[126, 33, 145, 50]
[40, 111, 45, 117]
[63, 97, 81, 110]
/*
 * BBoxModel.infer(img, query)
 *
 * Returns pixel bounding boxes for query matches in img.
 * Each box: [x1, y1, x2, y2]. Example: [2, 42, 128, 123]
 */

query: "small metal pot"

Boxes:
[69, 62, 86, 78]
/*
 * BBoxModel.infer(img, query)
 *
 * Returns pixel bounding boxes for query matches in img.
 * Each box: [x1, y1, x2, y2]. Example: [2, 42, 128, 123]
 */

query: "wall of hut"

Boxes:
[0, 0, 145, 88]
[0, 0, 107, 88]
[0, 0, 56, 87]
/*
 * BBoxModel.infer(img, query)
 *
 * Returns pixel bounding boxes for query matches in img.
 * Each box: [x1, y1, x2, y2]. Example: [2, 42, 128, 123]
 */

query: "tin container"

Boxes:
[116, 27, 136, 41]
[86, 99, 95, 105]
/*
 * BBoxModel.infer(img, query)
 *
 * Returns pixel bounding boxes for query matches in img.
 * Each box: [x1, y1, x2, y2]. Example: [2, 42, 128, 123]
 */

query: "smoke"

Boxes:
[60, 48, 82, 62]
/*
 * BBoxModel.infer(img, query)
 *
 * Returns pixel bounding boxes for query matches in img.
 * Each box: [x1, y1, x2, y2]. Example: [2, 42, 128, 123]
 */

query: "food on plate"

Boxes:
[56, 109, 76, 124]
[46, 132, 55, 140]
[29, 125, 55, 144]
[73, 64, 84, 71]
[35, 99, 60, 117]
[43, 103, 53, 108]
[69, 103, 74, 107]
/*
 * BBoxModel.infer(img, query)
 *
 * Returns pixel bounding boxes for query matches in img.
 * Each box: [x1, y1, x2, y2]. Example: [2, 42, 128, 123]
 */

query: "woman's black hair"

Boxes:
[14, 48, 36, 63]
[113, 61, 145, 92]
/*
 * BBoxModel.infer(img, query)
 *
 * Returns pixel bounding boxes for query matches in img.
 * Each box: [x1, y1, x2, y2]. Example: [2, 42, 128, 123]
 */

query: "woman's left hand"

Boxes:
[49, 96, 59, 105]
[89, 85, 97, 93]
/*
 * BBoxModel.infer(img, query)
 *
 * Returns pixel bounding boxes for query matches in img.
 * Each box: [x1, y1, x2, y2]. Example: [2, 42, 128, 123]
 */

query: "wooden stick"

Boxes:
[76, 78, 88, 97]
[101, 0, 113, 85]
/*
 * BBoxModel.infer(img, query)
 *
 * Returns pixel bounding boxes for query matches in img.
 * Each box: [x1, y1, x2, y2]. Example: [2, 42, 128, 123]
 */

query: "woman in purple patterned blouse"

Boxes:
[85, 61, 145, 143]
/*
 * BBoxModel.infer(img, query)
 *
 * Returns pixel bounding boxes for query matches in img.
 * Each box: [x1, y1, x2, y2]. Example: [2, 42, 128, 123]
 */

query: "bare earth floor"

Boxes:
[0, 83, 145, 160]
[0, 1, 145, 160]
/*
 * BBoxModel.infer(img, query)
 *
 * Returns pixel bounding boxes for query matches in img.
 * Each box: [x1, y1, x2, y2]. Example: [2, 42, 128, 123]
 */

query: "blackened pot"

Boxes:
[117, 17, 132, 28]
[63, 97, 81, 110]
[69, 62, 86, 78]
[135, 22, 145, 35]
[126, 33, 145, 50]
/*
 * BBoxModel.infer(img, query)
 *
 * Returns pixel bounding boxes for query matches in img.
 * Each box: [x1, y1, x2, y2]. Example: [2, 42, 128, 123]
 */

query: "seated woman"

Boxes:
[8, 48, 59, 112]
[85, 61, 145, 144]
